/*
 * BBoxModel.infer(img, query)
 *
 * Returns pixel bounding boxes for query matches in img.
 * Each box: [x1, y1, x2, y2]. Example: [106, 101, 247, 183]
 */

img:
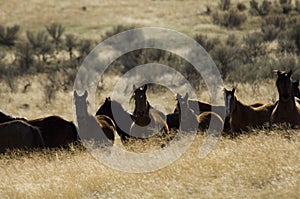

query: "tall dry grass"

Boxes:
[0, 74, 299, 198]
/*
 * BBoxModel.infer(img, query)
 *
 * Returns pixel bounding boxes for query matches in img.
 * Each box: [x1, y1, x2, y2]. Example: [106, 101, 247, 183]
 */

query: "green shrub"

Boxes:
[194, 34, 220, 52]
[15, 43, 35, 72]
[219, 0, 231, 11]
[26, 30, 54, 63]
[249, 0, 272, 16]
[65, 34, 78, 60]
[46, 23, 65, 49]
[212, 9, 247, 28]
[0, 24, 20, 46]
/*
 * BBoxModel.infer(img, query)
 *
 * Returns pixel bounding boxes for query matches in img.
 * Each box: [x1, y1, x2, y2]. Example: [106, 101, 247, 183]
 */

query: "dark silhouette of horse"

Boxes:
[293, 79, 300, 99]
[26, 116, 79, 148]
[74, 90, 115, 147]
[225, 88, 276, 134]
[176, 93, 224, 134]
[175, 93, 199, 132]
[0, 111, 27, 123]
[96, 97, 134, 143]
[166, 112, 179, 130]
[0, 120, 44, 153]
[130, 84, 169, 138]
[271, 70, 300, 127]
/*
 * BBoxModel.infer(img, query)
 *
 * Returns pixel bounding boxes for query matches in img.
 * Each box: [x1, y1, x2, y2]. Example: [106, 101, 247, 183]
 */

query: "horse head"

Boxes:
[275, 70, 293, 102]
[74, 90, 89, 116]
[132, 84, 149, 117]
[176, 93, 190, 118]
[225, 88, 237, 115]
[224, 88, 236, 116]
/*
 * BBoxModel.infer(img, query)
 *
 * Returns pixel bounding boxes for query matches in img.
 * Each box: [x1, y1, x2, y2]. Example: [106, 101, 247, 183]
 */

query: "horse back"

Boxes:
[27, 115, 78, 148]
[0, 120, 44, 153]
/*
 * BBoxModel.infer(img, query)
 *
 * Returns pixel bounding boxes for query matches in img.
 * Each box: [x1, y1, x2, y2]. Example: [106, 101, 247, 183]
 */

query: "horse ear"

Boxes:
[143, 84, 147, 91]
[184, 93, 188, 101]
[232, 88, 235, 94]
[84, 90, 88, 98]
[74, 90, 79, 98]
[273, 70, 280, 76]
[287, 70, 293, 77]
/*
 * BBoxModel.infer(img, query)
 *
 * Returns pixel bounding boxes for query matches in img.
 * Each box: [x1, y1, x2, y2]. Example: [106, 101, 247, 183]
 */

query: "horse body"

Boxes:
[271, 70, 300, 126]
[130, 84, 169, 138]
[0, 120, 44, 153]
[96, 97, 134, 142]
[226, 88, 275, 133]
[74, 90, 115, 147]
[27, 116, 78, 148]
[197, 111, 224, 133]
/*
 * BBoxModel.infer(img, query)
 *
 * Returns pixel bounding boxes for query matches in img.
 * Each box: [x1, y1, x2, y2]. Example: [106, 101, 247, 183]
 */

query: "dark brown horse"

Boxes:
[271, 70, 300, 127]
[0, 120, 44, 153]
[96, 97, 134, 143]
[74, 90, 115, 147]
[26, 116, 79, 148]
[225, 88, 276, 133]
[130, 84, 169, 138]
[293, 79, 300, 99]
[0, 110, 78, 148]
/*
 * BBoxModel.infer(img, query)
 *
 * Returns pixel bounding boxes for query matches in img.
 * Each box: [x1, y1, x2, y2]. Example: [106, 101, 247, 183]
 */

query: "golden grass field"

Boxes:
[0, 0, 300, 198]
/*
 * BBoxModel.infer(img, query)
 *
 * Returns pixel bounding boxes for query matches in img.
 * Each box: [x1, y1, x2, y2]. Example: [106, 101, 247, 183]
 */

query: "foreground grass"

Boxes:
[0, 130, 299, 198]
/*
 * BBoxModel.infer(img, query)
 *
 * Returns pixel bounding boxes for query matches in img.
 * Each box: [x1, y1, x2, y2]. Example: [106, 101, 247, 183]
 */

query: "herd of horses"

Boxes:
[0, 69, 299, 153]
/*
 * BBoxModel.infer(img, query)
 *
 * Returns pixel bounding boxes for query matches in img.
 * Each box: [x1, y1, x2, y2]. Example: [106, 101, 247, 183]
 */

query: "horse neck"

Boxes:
[231, 97, 249, 116]
[278, 97, 297, 109]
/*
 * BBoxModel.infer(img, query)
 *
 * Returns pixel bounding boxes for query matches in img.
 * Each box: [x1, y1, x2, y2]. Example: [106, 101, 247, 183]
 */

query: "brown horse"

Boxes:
[293, 79, 300, 99]
[96, 97, 134, 143]
[271, 70, 300, 127]
[0, 110, 78, 148]
[0, 120, 44, 153]
[130, 84, 169, 138]
[26, 116, 79, 148]
[74, 90, 115, 147]
[176, 93, 224, 134]
[225, 88, 276, 133]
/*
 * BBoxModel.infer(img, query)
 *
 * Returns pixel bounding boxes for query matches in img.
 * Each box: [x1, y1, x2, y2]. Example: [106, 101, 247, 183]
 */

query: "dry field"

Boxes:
[0, 0, 299, 198]
[0, 75, 299, 198]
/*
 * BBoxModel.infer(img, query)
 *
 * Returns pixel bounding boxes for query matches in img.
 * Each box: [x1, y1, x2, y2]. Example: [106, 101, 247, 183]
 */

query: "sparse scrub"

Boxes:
[218, 0, 231, 11]
[15, 43, 35, 72]
[0, 24, 20, 46]
[46, 23, 65, 50]
[237, 2, 247, 11]
[194, 34, 220, 52]
[212, 9, 247, 28]
[249, 0, 272, 16]
[26, 30, 54, 63]
[242, 32, 266, 63]
[65, 34, 78, 60]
